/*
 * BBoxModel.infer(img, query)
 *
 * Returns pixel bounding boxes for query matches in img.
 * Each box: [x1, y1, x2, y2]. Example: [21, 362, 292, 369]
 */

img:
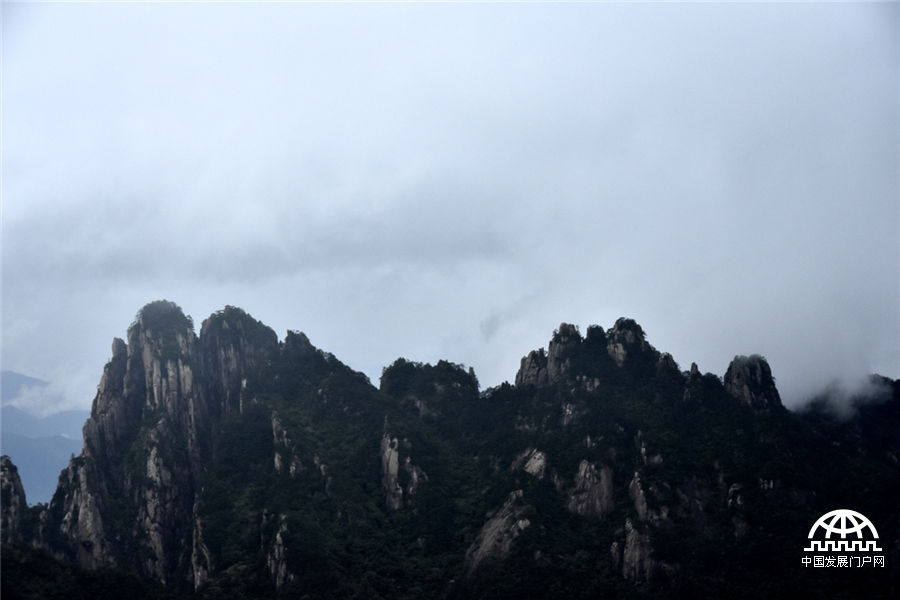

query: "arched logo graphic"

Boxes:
[804, 509, 882, 553]
[801, 509, 886, 569]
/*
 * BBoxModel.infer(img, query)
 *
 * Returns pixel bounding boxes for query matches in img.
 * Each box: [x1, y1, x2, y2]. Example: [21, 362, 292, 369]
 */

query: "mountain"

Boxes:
[1, 372, 51, 404]
[0, 377, 90, 505]
[0, 405, 88, 440]
[2, 301, 898, 599]
[0, 428, 83, 505]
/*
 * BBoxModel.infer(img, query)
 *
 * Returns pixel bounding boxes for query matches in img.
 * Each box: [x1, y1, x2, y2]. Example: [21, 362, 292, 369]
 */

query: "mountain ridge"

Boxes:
[2, 300, 898, 598]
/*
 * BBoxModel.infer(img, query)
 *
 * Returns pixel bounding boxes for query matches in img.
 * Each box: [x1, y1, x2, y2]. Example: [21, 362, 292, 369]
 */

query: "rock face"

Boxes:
[724, 355, 782, 411]
[57, 301, 204, 583]
[55, 456, 114, 569]
[464, 490, 533, 575]
[567, 460, 614, 519]
[380, 424, 428, 511]
[515, 448, 547, 480]
[621, 518, 658, 584]
[1, 456, 28, 544]
[265, 513, 294, 589]
[606, 318, 653, 367]
[271, 413, 303, 477]
[7, 307, 896, 600]
[515, 323, 583, 386]
[199, 306, 279, 417]
[546, 323, 581, 382]
[38, 301, 280, 590]
[515, 349, 550, 387]
[515, 318, 665, 390]
[380, 432, 404, 511]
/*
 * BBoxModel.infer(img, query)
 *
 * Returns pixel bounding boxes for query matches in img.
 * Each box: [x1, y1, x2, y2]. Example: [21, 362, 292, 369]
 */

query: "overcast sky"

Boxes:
[2, 2, 897, 415]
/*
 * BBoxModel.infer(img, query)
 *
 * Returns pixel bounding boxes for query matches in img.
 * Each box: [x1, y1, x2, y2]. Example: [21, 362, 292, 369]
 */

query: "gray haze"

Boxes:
[2, 2, 898, 415]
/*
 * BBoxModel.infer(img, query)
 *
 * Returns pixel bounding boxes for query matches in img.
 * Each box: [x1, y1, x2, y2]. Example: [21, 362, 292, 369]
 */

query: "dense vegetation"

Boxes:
[3, 309, 898, 599]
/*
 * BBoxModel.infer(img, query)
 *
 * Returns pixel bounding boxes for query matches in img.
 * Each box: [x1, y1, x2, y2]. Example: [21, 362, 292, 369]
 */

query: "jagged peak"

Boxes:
[111, 337, 127, 359]
[606, 318, 656, 368]
[130, 300, 194, 336]
[1, 455, 27, 544]
[610, 317, 646, 340]
[9, 300, 900, 598]
[585, 324, 607, 343]
[515, 348, 550, 387]
[200, 305, 278, 349]
[724, 354, 782, 412]
[199, 306, 279, 418]
[284, 330, 313, 349]
[552, 323, 582, 344]
[516, 318, 649, 387]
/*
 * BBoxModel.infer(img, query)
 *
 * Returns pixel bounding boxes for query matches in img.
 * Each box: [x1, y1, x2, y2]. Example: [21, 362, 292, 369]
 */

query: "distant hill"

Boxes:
[0, 430, 83, 504]
[1, 371, 49, 402]
[1, 373, 89, 504]
[1, 405, 88, 440]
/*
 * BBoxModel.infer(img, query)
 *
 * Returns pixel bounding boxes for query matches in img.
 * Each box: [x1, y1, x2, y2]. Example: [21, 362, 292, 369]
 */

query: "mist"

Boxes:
[2, 2, 897, 414]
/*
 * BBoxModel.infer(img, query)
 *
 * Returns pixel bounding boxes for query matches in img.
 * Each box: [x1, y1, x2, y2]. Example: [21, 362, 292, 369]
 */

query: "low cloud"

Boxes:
[2, 3, 897, 413]
[797, 375, 894, 420]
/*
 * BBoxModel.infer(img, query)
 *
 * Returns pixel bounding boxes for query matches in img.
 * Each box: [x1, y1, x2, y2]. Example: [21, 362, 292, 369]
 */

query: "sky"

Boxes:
[2, 2, 898, 416]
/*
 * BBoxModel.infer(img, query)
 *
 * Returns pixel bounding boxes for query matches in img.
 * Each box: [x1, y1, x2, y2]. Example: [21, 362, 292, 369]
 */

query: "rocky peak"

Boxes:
[1, 456, 27, 544]
[199, 306, 278, 417]
[125, 301, 199, 413]
[547, 323, 582, 381]
[515, 318, 669, 388]
[12, 301, 891, 599]
[515, 323, 582, 387]
[50, 301, 286, 589]
[284, 330, 315, 355]
[606, 318, 651, 367]
[515, 349, 549, 387]
[551, 322, 582, 346]
[86, 337, 133, 456]
[724, 355, 782, 412]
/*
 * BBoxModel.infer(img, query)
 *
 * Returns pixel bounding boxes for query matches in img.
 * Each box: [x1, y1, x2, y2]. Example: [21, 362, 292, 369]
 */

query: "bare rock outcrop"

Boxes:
[380, 432, 404, 511]
[621, 518, 659, 584]
[271, 413, 303, 477]
[566, 460, 614, 519]
[265, 513, 294, 589]
[515, 349, 549, 387]
[190, 501, 213, 588]
[515, 323, 583, 386]
[546, 323, 581, 382]
[606, 318, 654, 368]
[44, 301, 284, 590]
[380, 425, 428, 511]
[55, 456, 115, 568]
[724, 355, 782, 412]
[1, 456, 28, 544]
[512, 448, 547, 479]
[465, 490, 533, 575]
[199, 306, 278, 417]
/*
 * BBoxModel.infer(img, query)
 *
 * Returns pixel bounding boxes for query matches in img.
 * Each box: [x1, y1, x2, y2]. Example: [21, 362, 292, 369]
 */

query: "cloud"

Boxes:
[802, 375, 895, 420]
[2, 2, 897, 412]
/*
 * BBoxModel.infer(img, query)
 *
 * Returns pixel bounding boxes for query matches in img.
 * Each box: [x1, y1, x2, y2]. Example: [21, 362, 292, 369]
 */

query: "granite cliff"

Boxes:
[2, 302, 898, 599]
